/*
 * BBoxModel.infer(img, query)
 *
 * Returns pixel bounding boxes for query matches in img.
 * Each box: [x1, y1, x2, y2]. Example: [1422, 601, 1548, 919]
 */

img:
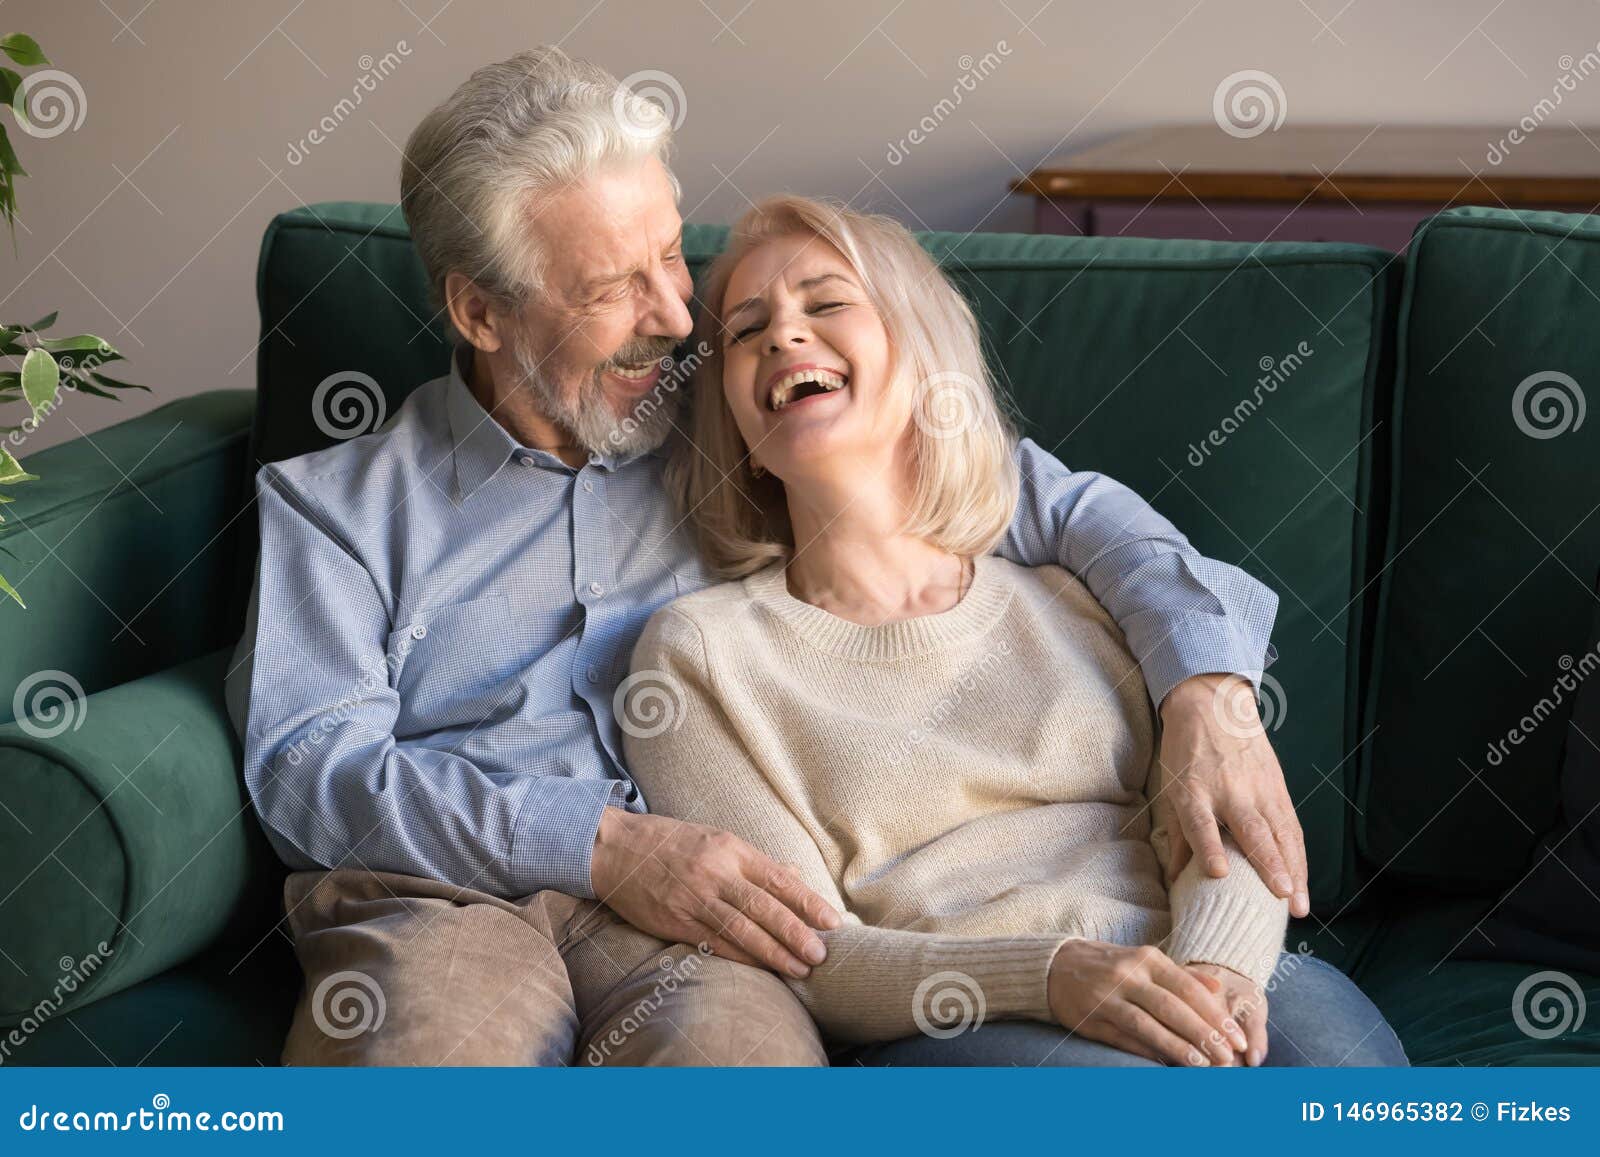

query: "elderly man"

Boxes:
[226, 46, 1306, 1067]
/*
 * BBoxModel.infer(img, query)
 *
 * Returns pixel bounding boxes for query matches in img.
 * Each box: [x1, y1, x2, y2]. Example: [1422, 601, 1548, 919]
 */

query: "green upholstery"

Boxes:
[0, 390, 256, 718]
[2, 202, 1596, 1066]
[251, 204, 1397, 910]
[0, 650, 282, 1025]
[1361, 207, 1600, 893]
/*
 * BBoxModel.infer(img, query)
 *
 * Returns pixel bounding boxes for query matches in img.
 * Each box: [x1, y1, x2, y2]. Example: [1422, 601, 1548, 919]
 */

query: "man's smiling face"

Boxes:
[507, 155, 695, 456]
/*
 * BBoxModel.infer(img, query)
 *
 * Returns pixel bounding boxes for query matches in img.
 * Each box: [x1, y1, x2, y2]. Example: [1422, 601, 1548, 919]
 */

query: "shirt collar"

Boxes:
[445, 346, 522, 503]
[444, 343, 674, 503]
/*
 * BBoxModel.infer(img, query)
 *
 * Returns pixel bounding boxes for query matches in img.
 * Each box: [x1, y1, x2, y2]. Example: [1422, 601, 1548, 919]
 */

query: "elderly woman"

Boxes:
[622, 195, 1407, 1068]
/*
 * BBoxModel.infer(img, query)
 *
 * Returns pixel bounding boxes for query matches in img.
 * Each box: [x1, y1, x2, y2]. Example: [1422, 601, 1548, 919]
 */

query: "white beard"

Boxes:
[511, 329, 684, 460]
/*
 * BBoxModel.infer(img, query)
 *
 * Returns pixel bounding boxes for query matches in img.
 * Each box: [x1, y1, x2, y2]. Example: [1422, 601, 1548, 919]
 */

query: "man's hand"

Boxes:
[1158, 673, 1310, 917]
[1184, 962, 1269, 1066]
[589, 807, 841, 978]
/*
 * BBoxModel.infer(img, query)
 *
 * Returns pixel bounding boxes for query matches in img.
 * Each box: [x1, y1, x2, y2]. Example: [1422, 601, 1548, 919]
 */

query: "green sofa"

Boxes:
[3, 202, 1598, 1066]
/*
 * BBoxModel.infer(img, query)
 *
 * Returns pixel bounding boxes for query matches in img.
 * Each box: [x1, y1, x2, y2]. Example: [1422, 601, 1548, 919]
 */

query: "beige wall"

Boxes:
[12, 0, 1600, 453]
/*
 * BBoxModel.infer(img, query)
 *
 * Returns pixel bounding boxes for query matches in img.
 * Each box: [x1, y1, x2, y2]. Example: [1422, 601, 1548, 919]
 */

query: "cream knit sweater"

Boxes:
[623, 554, 1287, 1044]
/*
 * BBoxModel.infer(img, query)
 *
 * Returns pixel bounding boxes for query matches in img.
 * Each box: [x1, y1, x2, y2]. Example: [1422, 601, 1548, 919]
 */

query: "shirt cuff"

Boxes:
[508, 776, 628, 899]
[1135, 610, 1279, 711]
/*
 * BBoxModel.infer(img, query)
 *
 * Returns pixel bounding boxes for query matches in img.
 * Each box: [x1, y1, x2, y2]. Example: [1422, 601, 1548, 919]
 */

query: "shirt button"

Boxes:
[588, 581, 604, 597]
[586, 665, 599, 683]
[582, 479, 594, 492]
[519, 455, 537, 468]
[411, 625, 427, 640]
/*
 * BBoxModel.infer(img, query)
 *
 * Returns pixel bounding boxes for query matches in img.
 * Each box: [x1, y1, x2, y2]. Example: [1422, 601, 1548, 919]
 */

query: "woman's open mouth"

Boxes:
[767, 366, 849, 412]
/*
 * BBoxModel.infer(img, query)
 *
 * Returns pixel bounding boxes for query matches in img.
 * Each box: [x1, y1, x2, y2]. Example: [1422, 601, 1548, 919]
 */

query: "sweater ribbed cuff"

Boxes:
[1163, 885, 1287, 991]
[953, 935, 1071, 1025]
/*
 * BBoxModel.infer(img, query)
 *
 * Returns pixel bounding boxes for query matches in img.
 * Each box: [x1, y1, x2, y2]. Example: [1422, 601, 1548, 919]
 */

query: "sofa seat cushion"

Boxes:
[1339, 885, 1600, 1065]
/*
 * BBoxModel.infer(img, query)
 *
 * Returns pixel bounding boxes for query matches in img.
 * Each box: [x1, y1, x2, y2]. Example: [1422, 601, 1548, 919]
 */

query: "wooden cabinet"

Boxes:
[1013, 125, 1600, 249]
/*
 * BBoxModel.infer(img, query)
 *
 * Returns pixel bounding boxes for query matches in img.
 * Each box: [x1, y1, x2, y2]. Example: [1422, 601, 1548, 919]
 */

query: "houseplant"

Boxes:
[0, 32, 146, 608]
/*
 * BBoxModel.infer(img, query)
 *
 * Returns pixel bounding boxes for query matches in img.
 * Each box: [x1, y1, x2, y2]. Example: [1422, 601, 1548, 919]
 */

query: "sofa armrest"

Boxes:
[0, 389, 256, 719]
[0, 648, 282, 1027]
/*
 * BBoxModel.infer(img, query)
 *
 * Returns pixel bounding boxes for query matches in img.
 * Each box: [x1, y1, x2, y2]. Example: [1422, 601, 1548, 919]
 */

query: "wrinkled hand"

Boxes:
[1184, 961, 1269, 1066]
[1046, 939, 1250, 1067]
[589, 807, 841, 977]
[1159, 673, 1310, 917]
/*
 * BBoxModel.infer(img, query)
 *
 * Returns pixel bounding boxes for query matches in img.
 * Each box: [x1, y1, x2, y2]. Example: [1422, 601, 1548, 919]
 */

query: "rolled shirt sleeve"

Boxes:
[995, 438, 1279, 710]
[229, 466, 619, 900]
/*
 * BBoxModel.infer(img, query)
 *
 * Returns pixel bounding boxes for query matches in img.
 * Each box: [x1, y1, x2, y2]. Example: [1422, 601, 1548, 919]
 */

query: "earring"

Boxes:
[750, 461, 767, 479]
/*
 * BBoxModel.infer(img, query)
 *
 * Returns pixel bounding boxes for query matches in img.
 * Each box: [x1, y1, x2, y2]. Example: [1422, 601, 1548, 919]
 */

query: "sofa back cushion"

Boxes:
[1361, 207, 1600, 893]
[255, 203, 1398, 906]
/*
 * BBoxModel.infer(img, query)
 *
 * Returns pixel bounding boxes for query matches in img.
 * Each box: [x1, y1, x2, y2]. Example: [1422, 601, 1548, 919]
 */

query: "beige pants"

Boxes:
[279, 869, 828, 1067]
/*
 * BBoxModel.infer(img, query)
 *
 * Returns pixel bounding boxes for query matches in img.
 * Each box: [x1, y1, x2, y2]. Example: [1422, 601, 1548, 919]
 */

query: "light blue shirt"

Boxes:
[228, 346, 1278, 900]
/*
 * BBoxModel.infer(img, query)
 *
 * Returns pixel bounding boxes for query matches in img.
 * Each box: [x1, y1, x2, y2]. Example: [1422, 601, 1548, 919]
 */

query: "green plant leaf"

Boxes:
[0, 127, 26, 178]
[0, 34, 47, 67]
[63, 374, 115, 400]
[0, 569, 24, 608]
[0, 444, 36, 484]
[90, 372, 148, 392]
[21, 346, 58, 416]
[0, 68, 19, 108]
[37, 334, 114, 353]
[19, 311, 56, 332]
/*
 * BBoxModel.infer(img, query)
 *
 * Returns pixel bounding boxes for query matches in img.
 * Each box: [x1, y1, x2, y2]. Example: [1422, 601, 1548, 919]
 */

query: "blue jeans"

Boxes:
[832, 952, 1410, 1067]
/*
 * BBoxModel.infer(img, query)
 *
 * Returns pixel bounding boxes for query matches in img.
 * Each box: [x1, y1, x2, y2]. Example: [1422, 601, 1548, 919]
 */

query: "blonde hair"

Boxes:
[666, 195, 1020, 578]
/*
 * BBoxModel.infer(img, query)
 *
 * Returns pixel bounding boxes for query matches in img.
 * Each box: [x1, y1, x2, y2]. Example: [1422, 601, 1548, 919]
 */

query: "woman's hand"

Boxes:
[1047, 940, 1251, 1066]
[1185, 962, 1269, 1066]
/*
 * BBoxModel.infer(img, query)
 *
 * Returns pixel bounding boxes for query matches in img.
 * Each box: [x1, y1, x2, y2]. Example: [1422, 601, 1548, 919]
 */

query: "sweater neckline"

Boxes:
[743, 553, 1013, 660]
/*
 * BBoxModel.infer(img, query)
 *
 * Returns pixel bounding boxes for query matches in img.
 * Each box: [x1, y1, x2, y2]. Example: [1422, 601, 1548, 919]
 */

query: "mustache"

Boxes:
[600, 336, 680, 372]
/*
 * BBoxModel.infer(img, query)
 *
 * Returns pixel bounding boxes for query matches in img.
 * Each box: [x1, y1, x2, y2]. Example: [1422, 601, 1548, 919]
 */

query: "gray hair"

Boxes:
[400, 46, 680, 321]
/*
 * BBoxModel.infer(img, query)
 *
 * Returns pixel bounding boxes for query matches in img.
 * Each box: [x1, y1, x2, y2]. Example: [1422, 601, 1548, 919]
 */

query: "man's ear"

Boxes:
[444, 271, 510, 354]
